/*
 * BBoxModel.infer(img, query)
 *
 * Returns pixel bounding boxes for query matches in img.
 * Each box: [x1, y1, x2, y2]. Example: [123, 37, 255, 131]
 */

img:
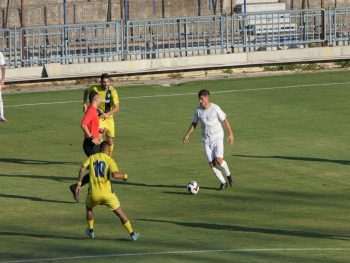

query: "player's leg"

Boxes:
[104, 118, 115, 156]
[0, 89, 7, 122]
[107, 193, 139, 240]
[85, 206, 95, 239]
[113, 207, 139, 241]
[69, 139, 98, 202]
[216, 157, 233, 186]
[205, 143, 226, 188]
[69, 174, 90, 202]
[83, 138, 100, 157]
[106, 135, 115, 156]
[214, 139, 233, 187]
[79, 142, 99, 189]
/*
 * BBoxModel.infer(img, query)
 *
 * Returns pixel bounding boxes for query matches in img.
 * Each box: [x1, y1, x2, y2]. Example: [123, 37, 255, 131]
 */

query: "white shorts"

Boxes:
[204, 139, 224, 163]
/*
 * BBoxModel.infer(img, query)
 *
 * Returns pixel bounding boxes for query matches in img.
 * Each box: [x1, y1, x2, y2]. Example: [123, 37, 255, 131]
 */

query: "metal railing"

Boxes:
[232, 9, 325, 50]
[1, 7, 350, 69]
[20, 22, 122, 66]
[126, 15, 230, 60]
[0, 29, 21, 68]
[327, 8, 350, 44]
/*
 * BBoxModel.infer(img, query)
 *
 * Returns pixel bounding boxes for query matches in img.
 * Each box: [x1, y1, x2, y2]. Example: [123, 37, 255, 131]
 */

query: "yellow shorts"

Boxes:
[86, 193, 121, 211]
[99, 117, 115, 138]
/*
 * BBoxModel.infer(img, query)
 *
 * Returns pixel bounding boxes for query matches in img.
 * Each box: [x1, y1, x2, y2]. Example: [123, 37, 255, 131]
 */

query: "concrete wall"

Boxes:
[6, 45, 350, 82]
[2, 0, 349, 29]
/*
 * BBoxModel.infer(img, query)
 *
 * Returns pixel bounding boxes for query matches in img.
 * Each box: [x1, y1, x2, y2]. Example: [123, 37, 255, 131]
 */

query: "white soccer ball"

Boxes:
[187, 181, 200, 195]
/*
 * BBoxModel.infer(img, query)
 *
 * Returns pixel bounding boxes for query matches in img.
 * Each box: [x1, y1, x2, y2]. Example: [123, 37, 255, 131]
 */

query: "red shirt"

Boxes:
[81, 105, 99, 139]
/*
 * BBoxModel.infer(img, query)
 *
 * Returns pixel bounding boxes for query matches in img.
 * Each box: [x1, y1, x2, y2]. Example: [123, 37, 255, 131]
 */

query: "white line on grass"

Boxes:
[2, 248, 350, 263]
[4, 81, 350, 108]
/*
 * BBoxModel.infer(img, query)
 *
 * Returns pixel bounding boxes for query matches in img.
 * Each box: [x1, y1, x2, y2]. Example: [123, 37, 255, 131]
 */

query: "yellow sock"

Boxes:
[87, 219, 94, 230]
[123, 220, 133, 234]
[109, 143, 114, 156]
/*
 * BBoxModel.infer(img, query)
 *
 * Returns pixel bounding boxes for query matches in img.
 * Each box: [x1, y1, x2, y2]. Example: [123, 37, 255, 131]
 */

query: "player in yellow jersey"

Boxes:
[75, 141, 139, 241]
[83, 73, 119, 156]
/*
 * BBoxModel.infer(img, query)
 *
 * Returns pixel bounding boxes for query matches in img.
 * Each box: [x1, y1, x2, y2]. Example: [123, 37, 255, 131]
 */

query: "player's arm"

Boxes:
[75, 165, 87, 196]
[111, 171, 128, 181]
[183, 122, 198, 143]
[81, 115, 100, 144]
[102, 102, 119, 120]
[109, 159, 127, 181]
[82, 88, 90, 112]
[81, 123, 100, 145]
[102, 90, 120, 119]
[0, 65, 5, 86]
[81, 112, 93, 138]
[81, 123, 92, 138]
[223, 118, 234, 145]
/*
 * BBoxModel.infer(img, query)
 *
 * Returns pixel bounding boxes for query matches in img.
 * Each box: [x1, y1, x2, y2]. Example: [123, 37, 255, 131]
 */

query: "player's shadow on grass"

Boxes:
[0, 158, 79, 166]
[233, 154, 350, 166]
[120, 181, 217, 191]
[0, 231, 118, 241]
[0, 173, 74, 183]
[139, 219, 349, 241]
[0, 193, 74, 204]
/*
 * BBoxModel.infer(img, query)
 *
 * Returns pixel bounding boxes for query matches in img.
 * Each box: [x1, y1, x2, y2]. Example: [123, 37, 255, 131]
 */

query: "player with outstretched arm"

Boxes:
[76, 141, 139, 241]
[183, 89, 234, 190]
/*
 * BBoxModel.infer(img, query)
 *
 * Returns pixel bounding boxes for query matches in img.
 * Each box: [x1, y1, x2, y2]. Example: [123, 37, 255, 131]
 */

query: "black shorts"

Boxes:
[83, 139, 100, 157]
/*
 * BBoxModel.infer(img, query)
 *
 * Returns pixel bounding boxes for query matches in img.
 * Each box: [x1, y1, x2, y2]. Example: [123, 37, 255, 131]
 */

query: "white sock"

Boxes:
[0, 91, 4, 119]
[219, 160, 231, 177]
[212, 166, 226, 184]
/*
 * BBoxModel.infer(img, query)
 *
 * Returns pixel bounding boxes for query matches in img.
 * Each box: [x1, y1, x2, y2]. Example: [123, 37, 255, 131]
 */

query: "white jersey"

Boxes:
[0, 52, 5, 66]
[193, 103, 226, 144]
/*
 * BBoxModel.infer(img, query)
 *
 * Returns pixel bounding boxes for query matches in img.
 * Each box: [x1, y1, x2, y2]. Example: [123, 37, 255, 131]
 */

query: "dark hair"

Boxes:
[89, 91, 99, 103]
[100, 141, 110, 152]
[100, 73, 110, 81]
[198, 89, 210, 98]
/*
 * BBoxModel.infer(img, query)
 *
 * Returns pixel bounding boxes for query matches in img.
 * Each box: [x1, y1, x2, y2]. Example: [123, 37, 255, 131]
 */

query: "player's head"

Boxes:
[198, 89, 210, 108]
[89, 91, 100, 106]
[99, 141, 110, 154]
[101, 73, 110, 90]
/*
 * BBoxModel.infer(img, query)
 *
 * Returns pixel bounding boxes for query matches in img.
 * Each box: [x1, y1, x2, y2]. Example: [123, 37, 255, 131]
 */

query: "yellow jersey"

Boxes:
[82, 152, 119, 196]
[87, 85, 119, 119]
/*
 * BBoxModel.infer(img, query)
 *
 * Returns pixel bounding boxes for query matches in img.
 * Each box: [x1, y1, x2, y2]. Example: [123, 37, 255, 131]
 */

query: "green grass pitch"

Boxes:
[0, 71, 350, 263]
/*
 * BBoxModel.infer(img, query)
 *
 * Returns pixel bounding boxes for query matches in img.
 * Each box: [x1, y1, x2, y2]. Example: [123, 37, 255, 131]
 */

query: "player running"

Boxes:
[183, 89, 234, 190]
[83, 73, 119, 156]
[75, 141, 139, 241]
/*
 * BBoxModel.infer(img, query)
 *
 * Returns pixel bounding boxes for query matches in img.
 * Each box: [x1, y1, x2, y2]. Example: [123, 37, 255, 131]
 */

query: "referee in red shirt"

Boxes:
[70, 91, 102, 202]
[81, 91, 102, 156]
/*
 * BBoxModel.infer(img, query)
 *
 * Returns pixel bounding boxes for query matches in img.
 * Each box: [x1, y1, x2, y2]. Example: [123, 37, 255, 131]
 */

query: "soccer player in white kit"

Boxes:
[183, 89, 234, 190]
[0, 51, 6, 122]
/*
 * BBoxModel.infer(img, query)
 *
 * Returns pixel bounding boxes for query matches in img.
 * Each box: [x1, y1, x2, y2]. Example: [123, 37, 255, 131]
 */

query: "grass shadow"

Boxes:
[0, 193, 73, 204]
[0, 231, 118, 241]
[0, 158, 79, 166]
[233, 154, 350, 166]
[162, 191, 189, 195]
[138, 218, 349, 241]
[120, 181, 217, 191]
[0, 173, 73, 183]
